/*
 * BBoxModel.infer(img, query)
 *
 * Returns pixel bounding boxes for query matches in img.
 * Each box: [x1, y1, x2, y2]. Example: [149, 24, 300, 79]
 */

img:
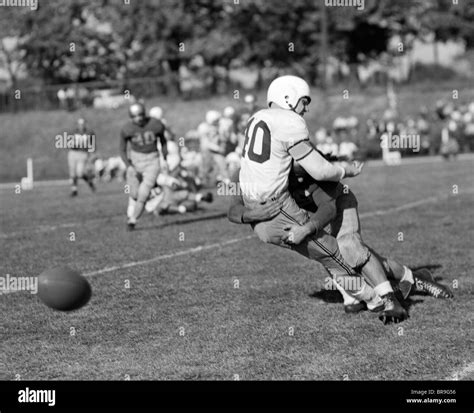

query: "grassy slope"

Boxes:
[2, 82, 474, 182]
[1, 158, 473, 380]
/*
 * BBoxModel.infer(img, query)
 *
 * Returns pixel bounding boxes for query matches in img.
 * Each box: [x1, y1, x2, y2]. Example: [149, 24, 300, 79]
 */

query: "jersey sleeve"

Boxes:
[278, 114, 311, 154]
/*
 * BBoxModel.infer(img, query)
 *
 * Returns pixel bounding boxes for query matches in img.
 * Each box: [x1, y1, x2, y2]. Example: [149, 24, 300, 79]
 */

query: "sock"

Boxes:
[127, 198, 136, 219]
[331, 278, 360, 306]
[195, 193, 203, 202]
[352, 282, 383, 310]
[373, 281, 393, 297]
[352, 281, 374, 302]
[401, 266, 414, 284]
[128, 216, 136, 224]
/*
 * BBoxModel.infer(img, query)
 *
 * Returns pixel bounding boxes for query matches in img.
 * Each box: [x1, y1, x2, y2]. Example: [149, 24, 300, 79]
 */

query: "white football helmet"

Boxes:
[149, 106, 163, 120]
[267, 75, 311, 110]
[244, 94, 256, 104]
[223, 106, 235, 118]
[205, 110, 221, 125]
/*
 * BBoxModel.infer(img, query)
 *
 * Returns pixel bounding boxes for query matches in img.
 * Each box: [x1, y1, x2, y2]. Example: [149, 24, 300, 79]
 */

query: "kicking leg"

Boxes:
[371, 248, 453, 299]
[332, 191, 407, 323]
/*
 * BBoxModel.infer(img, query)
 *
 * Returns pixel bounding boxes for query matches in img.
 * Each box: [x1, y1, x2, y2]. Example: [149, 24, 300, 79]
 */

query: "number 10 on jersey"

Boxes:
[242, 118, 271, 164]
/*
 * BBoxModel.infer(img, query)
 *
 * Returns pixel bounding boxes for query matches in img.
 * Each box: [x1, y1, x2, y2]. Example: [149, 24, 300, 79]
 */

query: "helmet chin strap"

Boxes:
[285, 97, 296, 112]
[289, 97, 310, 113]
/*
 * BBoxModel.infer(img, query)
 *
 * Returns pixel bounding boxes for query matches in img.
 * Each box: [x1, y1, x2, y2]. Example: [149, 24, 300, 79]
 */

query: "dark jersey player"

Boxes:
[68, 118, 96, 197]
[120, 103, 168, 230]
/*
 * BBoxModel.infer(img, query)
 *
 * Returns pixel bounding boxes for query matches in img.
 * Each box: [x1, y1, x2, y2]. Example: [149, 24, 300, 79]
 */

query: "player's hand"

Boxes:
[343, 161, 364, 178]
[283, 223, 313, 245]
[247, 200, 283, 222]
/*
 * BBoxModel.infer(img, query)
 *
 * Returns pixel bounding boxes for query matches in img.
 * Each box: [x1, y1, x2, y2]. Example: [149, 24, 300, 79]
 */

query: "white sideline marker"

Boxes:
[20, 158, 34, 190]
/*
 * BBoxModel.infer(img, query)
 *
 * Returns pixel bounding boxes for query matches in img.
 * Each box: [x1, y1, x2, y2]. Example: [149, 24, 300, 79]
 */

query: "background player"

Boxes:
[67, 117, 96, 197]
[120, 103, 168, 230]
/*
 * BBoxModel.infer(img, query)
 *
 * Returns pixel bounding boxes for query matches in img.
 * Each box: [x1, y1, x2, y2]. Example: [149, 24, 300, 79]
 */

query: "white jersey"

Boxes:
[239, 108, 311, 203]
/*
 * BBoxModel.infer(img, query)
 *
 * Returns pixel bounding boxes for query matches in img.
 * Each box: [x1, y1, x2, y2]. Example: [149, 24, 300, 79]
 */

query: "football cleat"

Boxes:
[414, 277, 453, 299]
[126, 222, 135, 231]
[379, 292, 408, 325]
[398, 268, 436, 299]
[413, 268, 435, 283]
[70, 188, 78, 197]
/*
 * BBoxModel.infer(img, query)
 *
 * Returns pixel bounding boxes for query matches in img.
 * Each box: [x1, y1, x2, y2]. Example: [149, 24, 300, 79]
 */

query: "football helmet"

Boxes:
[205, 110, 221, 125]
[244, 94, 256, 104]
[129, 103, 146, 118]
[223, 106, 235, 118]
[149, 106, 163, 120]
[129, 103, 146, 125]
[267, 75, 311, 110]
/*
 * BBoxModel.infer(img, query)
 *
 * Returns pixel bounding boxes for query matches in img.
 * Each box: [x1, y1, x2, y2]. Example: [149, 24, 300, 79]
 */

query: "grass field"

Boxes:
[2, 81, 474, 182]
[1, 156, 473, 380]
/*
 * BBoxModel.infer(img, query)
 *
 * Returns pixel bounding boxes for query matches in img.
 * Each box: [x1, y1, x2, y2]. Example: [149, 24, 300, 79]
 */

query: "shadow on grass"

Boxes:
[412, 264, 446, 282]
[310, 287, 428, 314]
[309, 289, 344, 304]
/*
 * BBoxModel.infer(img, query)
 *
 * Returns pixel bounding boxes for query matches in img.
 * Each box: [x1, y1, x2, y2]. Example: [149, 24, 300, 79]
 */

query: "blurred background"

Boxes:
[1, 0, 474, 181]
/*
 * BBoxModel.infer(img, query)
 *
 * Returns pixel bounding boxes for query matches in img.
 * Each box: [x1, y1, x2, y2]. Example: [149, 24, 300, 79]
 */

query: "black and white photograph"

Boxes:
[0, 0, 473, 410]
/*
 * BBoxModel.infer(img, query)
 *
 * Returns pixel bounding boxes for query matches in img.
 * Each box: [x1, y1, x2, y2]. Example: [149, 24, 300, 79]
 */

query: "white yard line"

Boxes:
[0, 212, 226, 239]
[83, 235, 254, 277]
[446, 361, 474, 381]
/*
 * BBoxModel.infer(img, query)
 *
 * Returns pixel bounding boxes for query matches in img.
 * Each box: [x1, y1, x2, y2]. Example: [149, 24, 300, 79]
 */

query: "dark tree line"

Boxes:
[0, 0, 473, 88]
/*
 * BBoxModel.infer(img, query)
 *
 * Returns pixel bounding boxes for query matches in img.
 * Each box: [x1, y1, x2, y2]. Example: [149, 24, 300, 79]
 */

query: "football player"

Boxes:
[68, 118, 96, 197]
[120, 103, 168, 231]
[149, 106, 176, 141]
[236, 75, 406, 324]
[144, 180, 213, 216]
[288, 161, 453, 308]
[198, 110, 228, 185]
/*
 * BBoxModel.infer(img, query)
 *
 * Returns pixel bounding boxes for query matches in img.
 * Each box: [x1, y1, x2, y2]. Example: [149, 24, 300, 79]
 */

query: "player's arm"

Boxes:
[288, 141, 363, 181]
[227, 169, 282, 224]
[308, 182, 340, 230]
[159, 134, 168, 160]
[119, 131, 132, 168]
[282, 182, 339, 245]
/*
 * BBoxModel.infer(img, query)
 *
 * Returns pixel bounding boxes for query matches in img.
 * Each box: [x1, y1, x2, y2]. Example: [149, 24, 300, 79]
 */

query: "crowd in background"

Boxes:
[89, 94, 474, 192]
[312, 99, 474, 164]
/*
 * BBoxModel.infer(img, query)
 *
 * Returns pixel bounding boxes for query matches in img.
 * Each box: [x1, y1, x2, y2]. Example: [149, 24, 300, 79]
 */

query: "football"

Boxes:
[37, 267, 92, 311]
